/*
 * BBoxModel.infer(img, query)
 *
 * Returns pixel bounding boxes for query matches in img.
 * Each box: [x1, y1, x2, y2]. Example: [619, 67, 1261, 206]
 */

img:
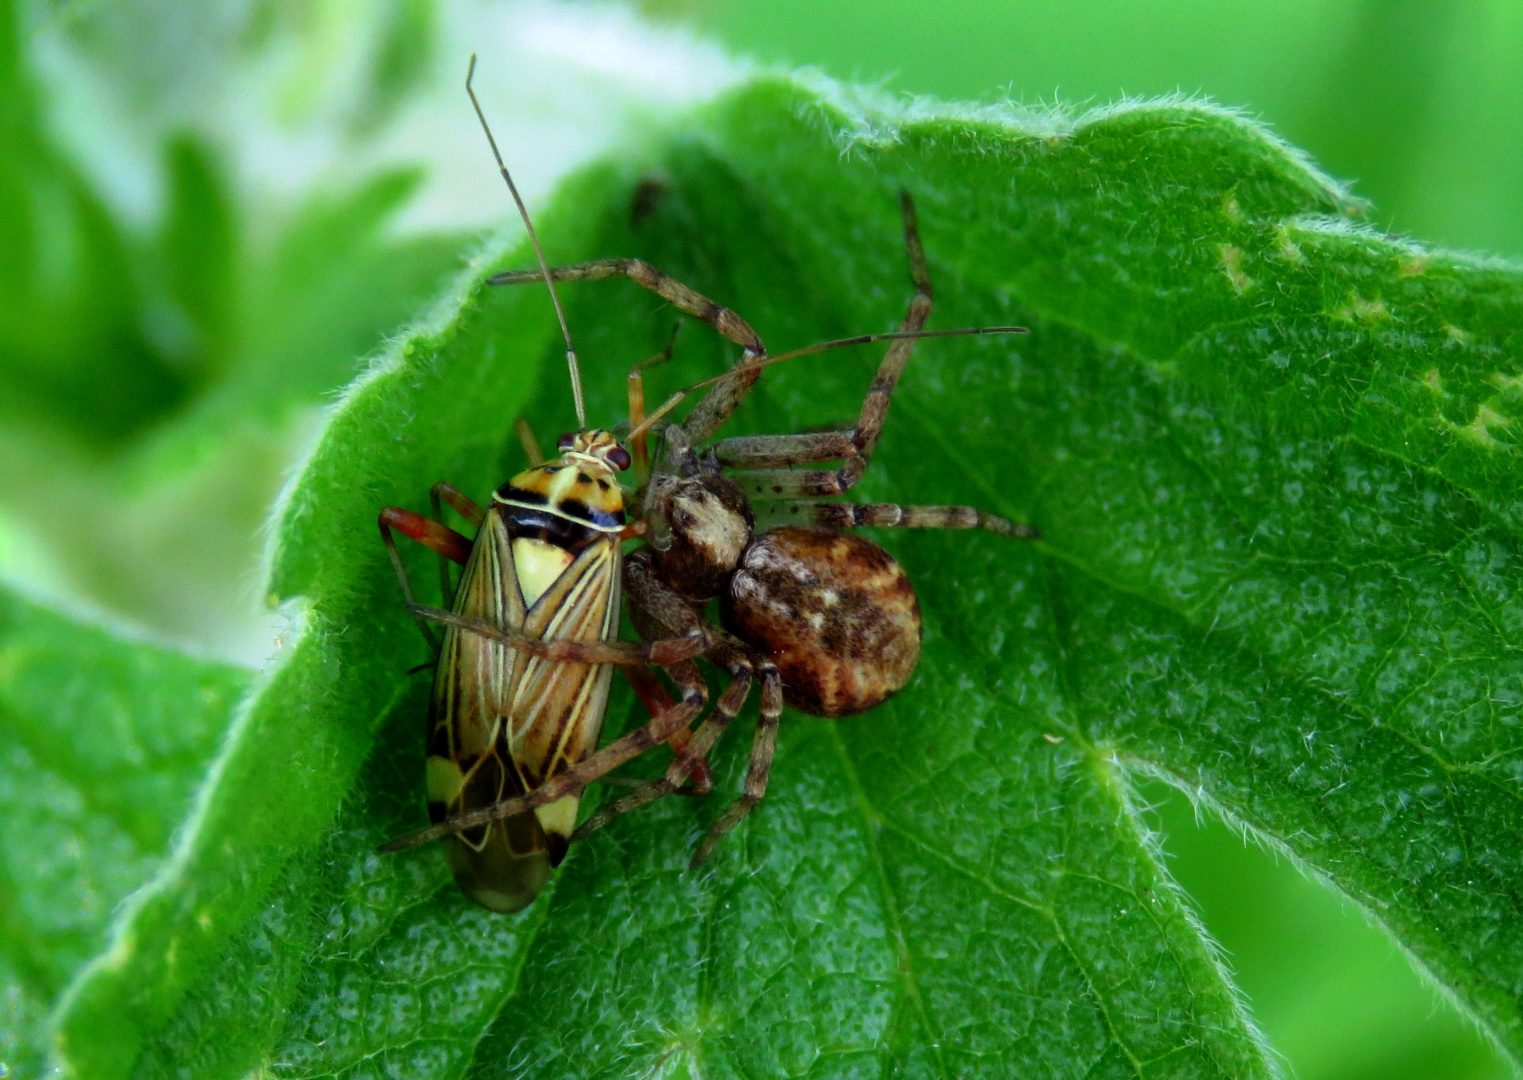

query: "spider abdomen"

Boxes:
[721, 526, 922, 718]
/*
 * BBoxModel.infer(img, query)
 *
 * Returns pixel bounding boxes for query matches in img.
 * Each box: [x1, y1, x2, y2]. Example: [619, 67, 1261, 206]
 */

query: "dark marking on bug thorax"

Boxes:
[558, 497, 622, 529]
[498, 482, 624, 532]
[502, 505, 608, 555]
[499, 483, 548, 507]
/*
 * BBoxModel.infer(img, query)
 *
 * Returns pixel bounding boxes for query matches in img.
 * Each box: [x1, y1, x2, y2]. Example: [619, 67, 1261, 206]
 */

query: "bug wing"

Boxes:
[504, 537, 622, 864]
[424, 510, 550, 914]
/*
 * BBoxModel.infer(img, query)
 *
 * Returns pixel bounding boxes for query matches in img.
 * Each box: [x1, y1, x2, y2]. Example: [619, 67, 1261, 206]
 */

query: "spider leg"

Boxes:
[573, 661, 754, 842]
[691, 662, 784, 866]
[708, 190, 932, 498]
[490, 258, 768, 442]
[761, 499, 1040, 540]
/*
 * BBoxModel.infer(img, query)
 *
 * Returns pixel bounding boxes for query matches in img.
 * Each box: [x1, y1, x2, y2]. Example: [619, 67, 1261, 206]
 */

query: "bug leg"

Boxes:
[621, 663, 713, 793]
[761, 499, 1041, 541]
[488, 258, 768, 442]
[692, 662, 783, 867]
[628, 321, 682, 479]
[426, 483, 486, 603]
[573, 662, 753, 842]
[711, 190, 935, 499]
[378, 505, 475, 650]
[430, 482, 486, 526]
[514, 417, 545, 466]
[379, 659, 712, 853]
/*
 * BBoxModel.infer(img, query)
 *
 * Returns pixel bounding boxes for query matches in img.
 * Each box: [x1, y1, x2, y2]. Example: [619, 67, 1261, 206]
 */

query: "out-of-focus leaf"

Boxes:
[1292, 0, 1463, 226]
[0, 586, 249, 1076]
[353, 0, 437, 137]
[161, 133, 239, 384]
[0, 0, 190, 446]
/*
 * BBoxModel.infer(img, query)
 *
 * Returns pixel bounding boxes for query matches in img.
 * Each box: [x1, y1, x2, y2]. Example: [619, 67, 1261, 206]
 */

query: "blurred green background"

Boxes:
[2, 0, 1515, 1076]
[697, 0, 1523, 261]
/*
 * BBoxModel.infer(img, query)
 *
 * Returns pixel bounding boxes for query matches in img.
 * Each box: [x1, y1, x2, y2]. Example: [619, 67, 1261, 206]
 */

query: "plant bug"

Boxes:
[375, 57, 728, 912]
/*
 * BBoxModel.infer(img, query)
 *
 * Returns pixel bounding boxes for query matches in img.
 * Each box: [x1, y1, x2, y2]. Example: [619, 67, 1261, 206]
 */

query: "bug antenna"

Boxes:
[466, 54, 586, 427]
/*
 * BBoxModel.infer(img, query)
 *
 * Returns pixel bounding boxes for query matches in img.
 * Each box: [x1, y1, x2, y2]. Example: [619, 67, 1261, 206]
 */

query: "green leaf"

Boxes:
[352, 0, 438, 137]
[0, 584, 249, 1076]
[55, 75, 1523, 1077]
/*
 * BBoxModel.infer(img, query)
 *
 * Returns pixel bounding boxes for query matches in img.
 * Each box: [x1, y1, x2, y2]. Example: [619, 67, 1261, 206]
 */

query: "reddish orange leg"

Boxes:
[621, 664, 714, 794]
[379, 505, 475, 648]
[627, 322, 682, 479]
[515, 417, 545, 467]
[427, 482, 486, 602]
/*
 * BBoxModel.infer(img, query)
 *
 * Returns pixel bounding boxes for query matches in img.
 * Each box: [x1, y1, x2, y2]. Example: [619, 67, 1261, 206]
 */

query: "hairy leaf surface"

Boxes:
[0, 586, 249, 1076]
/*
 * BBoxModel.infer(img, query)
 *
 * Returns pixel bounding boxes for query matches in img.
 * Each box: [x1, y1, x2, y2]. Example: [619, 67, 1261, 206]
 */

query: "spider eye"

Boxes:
[607, 445, 632, 471]
[556, 432, 576, 452]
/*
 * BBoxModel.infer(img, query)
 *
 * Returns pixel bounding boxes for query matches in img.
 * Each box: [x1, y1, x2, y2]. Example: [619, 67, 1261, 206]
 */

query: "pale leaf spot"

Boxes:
[1219, 244, 1253, 295]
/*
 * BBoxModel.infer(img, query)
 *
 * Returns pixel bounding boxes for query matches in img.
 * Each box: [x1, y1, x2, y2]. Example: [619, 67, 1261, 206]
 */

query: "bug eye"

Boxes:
[556, 432, 575, 452]
[607, 445, 632, 471]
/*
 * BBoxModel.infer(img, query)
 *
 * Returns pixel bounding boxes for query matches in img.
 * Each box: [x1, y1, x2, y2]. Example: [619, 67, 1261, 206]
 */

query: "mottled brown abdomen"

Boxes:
[721, 526, 922, 718]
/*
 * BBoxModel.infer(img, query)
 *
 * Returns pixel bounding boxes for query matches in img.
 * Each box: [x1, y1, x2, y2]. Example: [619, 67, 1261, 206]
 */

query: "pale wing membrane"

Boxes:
[424, 510, 550, 913]
[507, 538, 622, 791]
[431, 511, 524, 764]
[424, 513, 623, 914]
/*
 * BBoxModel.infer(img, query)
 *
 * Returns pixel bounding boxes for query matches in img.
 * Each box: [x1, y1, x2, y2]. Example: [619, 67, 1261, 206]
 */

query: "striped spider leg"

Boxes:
[714, 190, 1038, 540]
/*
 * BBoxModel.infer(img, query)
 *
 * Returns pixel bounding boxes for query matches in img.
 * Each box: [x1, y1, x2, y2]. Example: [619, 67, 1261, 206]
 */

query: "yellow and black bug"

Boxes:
[376, 60, 716, 912]
[381, 433, 627, 910]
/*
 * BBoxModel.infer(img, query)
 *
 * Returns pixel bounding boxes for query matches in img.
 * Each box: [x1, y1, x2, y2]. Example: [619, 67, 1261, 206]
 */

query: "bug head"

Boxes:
[558, 429, 632, 472]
